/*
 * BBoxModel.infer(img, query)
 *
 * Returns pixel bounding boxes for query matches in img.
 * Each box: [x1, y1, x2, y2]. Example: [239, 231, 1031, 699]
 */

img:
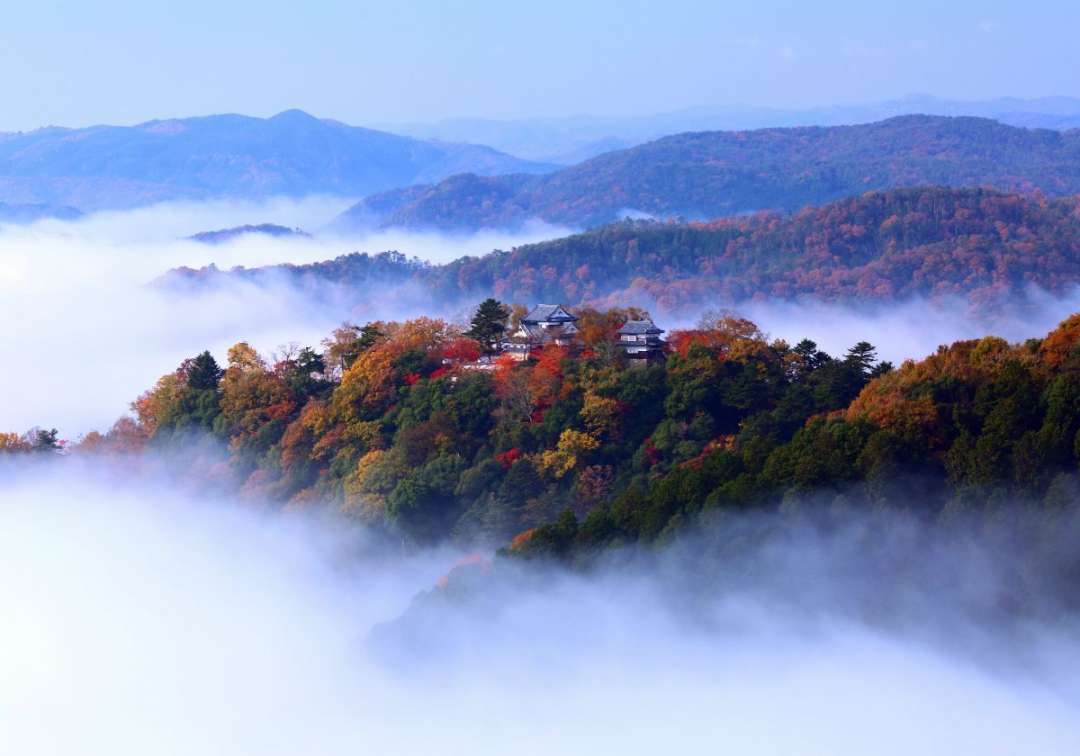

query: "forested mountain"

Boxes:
[341, 116, 1080, 231]
[14, 307, 1080, 567]
[0, 110, 553, 212]
[174, 188, 1080, 311]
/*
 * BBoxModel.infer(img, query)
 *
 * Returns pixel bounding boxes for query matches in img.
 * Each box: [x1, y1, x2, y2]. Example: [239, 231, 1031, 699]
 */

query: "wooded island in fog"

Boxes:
[168, 187, 1080, 312]
[10, 301, 1080, 565]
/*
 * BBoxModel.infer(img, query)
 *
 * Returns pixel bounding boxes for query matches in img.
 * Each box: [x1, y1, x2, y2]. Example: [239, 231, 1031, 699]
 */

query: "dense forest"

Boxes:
[341, 115, 1080, 231]
[170, 188, 1080, 311]
[9, 303, 1080, 562]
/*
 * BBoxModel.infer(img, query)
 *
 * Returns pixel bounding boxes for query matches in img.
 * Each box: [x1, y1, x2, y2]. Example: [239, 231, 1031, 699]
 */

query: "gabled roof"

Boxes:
[512, 320, 578, 343]
[618, 319, 664, 335]
[522, 304, 578, 324]
[514, 323, 544, 341]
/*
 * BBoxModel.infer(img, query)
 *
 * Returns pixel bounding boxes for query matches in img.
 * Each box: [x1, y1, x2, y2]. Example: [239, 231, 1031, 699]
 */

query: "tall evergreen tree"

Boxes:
[793, 339, 831, 376]
[283, 347, 331, 399]
[356, 323, 386, 353]
[465, 298, 510, 355]
[845, 342, 878, 377]
[32, 428, 60, 452]
[185, 351, 223, 390]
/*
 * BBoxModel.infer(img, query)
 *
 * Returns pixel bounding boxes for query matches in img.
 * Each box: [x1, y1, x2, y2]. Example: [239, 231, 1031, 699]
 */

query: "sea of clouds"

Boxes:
[1, 465, 1078, 755]
[5, 198, 1080, 754]
[0, 198, 567, 436]
[7, 197, 1080, 439]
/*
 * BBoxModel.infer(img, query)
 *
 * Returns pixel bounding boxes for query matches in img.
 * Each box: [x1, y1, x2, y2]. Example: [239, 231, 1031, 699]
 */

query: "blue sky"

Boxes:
[0, 0, 1077, 130]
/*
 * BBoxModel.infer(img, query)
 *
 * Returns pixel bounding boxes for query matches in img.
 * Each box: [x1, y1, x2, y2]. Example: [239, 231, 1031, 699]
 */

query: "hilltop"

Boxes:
[341, 116, 1080, 231]
[187, 223, 311, 245]
[0, 110, 553, 213]
[172, 187, 1080, 311]
[20, 301, 1080, 566]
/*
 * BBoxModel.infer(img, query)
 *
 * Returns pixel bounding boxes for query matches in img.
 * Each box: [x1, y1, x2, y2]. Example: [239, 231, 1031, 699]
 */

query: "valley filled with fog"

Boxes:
[5, 198, 1080, 754]
[7, 198, 1080, 438]
[0, 199, 567, 434]
[2, 467, 1079, 755]
[7, 1, 1080, 753]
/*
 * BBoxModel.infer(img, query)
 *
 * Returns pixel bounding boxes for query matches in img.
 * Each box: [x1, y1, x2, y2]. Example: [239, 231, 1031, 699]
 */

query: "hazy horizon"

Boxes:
[3, 1, 1079, 133]
[4, 93, 1080, 135]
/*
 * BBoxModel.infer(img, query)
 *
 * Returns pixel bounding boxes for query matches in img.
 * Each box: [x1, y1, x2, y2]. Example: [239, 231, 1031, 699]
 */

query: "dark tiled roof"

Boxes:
[523, 304, 577, 323]
[618, 319, 664, 335]
[518, 323, 543, 340]
[511, 321, 578, 345]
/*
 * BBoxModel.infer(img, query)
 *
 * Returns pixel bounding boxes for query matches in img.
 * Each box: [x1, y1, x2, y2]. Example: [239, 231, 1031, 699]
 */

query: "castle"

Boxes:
[503, 304, 581, 360]
[502, 304, 665, 363]
[616, 318, 666, 363]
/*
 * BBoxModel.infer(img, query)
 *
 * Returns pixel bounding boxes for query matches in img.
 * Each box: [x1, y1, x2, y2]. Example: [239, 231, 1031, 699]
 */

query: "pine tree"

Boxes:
[845, 341, 878, 377]
[356, 323, 385, 353]
[32, 428, 60, 452]
[186, 351, 223, 390]
[465, 298, 510, 355]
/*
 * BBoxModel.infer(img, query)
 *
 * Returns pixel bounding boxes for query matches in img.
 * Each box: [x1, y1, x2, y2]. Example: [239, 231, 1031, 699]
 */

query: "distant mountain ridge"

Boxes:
[384, 94, 1080, 163]
[170, 187, 1080, 313]
[0, 201, 82, 224]
[342, 116, 1080, 231]
[0, 109, 554, 213]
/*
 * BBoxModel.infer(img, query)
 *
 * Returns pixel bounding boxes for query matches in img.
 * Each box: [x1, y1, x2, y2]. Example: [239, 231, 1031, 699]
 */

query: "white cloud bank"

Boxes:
[6, 196, 1080, 438]
[0, 199, 567, 436]
[737, 292, 1080, 366]
[1, 467, 1078, 755]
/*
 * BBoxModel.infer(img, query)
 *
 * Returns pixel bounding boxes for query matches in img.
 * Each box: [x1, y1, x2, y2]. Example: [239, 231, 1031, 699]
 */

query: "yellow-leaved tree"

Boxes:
[535, 429, 600, 479]
[218, 342, 296, 444]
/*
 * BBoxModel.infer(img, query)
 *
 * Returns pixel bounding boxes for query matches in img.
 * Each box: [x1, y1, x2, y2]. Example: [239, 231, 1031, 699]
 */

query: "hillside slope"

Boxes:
[341, 116, 1080, 231]
[50, 297, 1080, 563]
[185, 188, 1080, 311]
[0, 110, 553, 212]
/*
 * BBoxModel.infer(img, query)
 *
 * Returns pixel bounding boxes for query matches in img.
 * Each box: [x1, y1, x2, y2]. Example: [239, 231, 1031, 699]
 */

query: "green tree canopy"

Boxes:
[465, 298, 510, 355]
[185, 351, 223, 391]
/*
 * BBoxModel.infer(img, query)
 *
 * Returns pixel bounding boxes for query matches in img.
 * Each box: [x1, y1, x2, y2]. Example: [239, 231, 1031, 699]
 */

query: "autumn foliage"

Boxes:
[354, 116, 1080, 231]
[174, 188, 1080, 318]
[19, 301, 1080, 559]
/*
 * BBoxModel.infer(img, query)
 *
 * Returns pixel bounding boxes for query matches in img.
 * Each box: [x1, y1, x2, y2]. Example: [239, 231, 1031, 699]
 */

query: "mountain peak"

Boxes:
[270, 109, 320, 123]
[0, 110, 549, 212]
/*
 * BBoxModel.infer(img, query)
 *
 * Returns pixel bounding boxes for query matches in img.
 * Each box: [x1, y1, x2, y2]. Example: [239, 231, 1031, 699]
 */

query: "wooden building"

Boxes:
[503, 304, 580, 360]
[617, 318, 666, 364]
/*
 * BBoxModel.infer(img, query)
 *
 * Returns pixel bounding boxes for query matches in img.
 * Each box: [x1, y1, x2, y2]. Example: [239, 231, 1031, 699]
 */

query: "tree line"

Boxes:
[166, 188, 1080, 317]
[10, 302, 1080, 563]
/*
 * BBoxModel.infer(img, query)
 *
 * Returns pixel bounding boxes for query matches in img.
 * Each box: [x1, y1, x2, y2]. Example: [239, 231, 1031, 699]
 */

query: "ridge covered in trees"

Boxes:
[187, 224, 311, 245]
[11, 304, 1080, 560]
[341, 115, 1080, 231]
[168, 188, 1080, 311]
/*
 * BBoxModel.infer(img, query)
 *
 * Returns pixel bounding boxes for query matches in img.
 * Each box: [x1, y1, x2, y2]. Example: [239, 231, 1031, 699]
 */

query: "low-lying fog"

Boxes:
[5, 199, 1080, 752]
[0, 199, 568, 435]
[2, 465, 1078, 755]
[6, 197, 1080, 438]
